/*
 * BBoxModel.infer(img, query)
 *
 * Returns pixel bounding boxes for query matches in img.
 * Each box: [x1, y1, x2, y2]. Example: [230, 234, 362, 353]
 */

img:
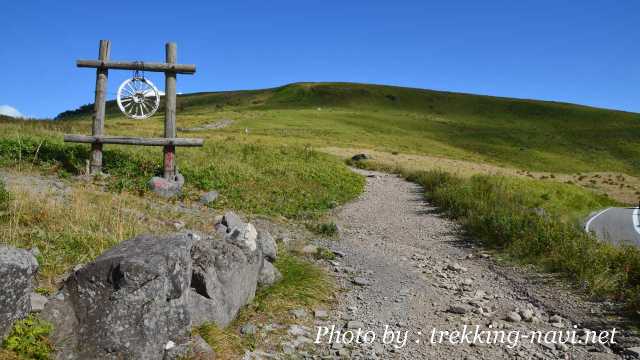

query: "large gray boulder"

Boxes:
[188, 231, 263, 327]
[65, 233, 195, 360]
[43, 212, 279, 359]
[0, 245, 38, 340]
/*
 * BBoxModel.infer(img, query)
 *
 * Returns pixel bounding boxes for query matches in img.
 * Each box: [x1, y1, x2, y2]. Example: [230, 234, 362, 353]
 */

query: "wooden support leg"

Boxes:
[90, 143, 103, 174]
[91, 39, 110, 175]
[163, 42, 178, 180]
[163, 144, 176, 179]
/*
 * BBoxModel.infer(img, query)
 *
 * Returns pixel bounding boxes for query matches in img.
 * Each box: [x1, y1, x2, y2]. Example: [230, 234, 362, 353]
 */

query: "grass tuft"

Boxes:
[407, 169, 640, 312]
[2, 315, 53, 360]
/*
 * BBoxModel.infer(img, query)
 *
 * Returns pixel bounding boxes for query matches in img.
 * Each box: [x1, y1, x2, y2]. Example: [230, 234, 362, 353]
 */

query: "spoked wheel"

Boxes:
[117, 77, 160, 119]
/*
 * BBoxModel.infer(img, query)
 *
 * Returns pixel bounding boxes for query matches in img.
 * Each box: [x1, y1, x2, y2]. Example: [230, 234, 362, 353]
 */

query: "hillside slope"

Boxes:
[58, 82, 640, 178]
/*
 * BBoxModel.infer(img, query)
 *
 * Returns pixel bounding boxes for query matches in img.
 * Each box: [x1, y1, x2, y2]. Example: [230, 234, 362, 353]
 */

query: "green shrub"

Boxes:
[0, 180, 10, 222]
[308, 222, 339, 237]
[2, 315, 53, 360]
[314, 246, 336, 261]
[409, 170, 640, 313]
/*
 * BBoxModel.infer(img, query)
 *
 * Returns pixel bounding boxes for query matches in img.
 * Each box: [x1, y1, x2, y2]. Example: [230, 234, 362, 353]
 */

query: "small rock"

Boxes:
[541, 342, 555, 351]
[240, 323, 257, 336]
[506, 311, 521, 322]
[288, 325, 309, 337]
[625, 347, 640, 358]
[352, 277, 372, 286]
[448, 305, 470, 314]
[347, 321, 365, 329]
[314, 309, 329, 319]
[199, 191, 219, 205]
[290, 308, 308, 319]
[281, 342, 296, 355]
[446, 263, 468, 272]
[176, 338, 215, 360]
[301, 245, 317, 254]
[520, 309, 534, 322]
[258, 231, 277, 262]
[549, 314, 563, 323]
[258, 261, 282, 287]
[172, 220, 186, 231]
[148, 174, 184, 198]
[332, 249, 346, 257]
[351, 154, 370, 161]
[29, 292, 48, 312]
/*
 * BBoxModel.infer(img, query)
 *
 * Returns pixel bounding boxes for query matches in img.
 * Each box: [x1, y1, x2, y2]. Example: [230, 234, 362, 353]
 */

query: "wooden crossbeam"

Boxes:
[64, 135, 204, 147]
[77, 60, 196, 74]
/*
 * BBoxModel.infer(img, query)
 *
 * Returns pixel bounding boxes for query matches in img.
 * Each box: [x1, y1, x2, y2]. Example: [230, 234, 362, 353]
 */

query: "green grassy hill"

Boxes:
[59, 82, 640, 177]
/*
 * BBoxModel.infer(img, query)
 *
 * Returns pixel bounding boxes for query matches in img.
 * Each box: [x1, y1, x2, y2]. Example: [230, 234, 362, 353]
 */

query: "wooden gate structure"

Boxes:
[64, 40, 203, 179]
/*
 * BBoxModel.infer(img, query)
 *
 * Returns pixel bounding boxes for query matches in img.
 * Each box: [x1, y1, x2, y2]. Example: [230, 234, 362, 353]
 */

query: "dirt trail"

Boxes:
[314, 169, 637, 359]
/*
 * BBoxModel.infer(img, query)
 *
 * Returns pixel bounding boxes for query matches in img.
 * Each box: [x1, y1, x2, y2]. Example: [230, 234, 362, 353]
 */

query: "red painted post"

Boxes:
[163, 42, 177, 179]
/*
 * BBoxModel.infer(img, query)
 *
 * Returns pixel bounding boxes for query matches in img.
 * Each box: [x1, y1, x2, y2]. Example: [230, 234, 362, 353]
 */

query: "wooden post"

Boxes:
[90, 40, 110, 175]
[163, 42, 177, 179]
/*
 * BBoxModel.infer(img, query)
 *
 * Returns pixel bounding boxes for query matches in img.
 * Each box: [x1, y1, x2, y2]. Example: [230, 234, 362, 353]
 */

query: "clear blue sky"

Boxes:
[1, 0, 638, 118]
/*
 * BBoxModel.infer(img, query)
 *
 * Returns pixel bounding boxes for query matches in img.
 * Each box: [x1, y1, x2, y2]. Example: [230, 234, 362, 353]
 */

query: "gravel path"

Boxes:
[311, 169, 638, 359]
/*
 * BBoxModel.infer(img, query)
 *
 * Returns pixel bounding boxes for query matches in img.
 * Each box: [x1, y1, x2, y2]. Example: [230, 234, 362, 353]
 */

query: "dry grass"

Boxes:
[195, 250, 335, 359]
[323, 146, 640, 205]
[0, 178, 212, 289]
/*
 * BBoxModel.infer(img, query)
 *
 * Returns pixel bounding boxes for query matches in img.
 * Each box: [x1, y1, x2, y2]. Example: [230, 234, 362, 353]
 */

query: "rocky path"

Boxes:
[311, 170, 638, 359]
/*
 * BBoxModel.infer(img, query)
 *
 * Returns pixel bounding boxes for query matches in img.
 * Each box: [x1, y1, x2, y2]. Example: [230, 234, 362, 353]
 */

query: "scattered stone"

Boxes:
[164, 335, 215, 360]
[172, 220, 186, 231]
[258, 261, 282, 287]
[332, 249, 346, 258]
[281, 342, 295, 355]
[148, 174, 184, 198]
[520, 309, 534, 322]
[446, 263, 468, 272]
[351, 154, 370, 161]
[29, 292, 48, 312]
[290, 308, 308, 319]
[625, 347, 640, 358]
[0, 245, 39, 340]
[352, 277, 372, 286]
[541, 342, 555, 351]
[199, 191, 219, 205]
[288, 324, 309, 337]
[314, 309, 329, 319]
[549, 314, 563, 323]
[347, 320, 365, 329]
[301, 244, 318, 254]
[506, 311, 522, 322]
[240, 323, 257, 336]
[258, 231, 277, 262]
[448, 305, 470, 314]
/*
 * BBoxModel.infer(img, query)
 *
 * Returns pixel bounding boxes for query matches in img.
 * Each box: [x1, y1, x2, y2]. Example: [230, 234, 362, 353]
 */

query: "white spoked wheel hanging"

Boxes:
[117, 77, 160, 119]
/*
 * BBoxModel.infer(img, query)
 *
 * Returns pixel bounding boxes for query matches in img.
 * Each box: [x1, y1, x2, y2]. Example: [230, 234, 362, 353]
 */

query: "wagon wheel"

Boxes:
[117, 77, 160, 119]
